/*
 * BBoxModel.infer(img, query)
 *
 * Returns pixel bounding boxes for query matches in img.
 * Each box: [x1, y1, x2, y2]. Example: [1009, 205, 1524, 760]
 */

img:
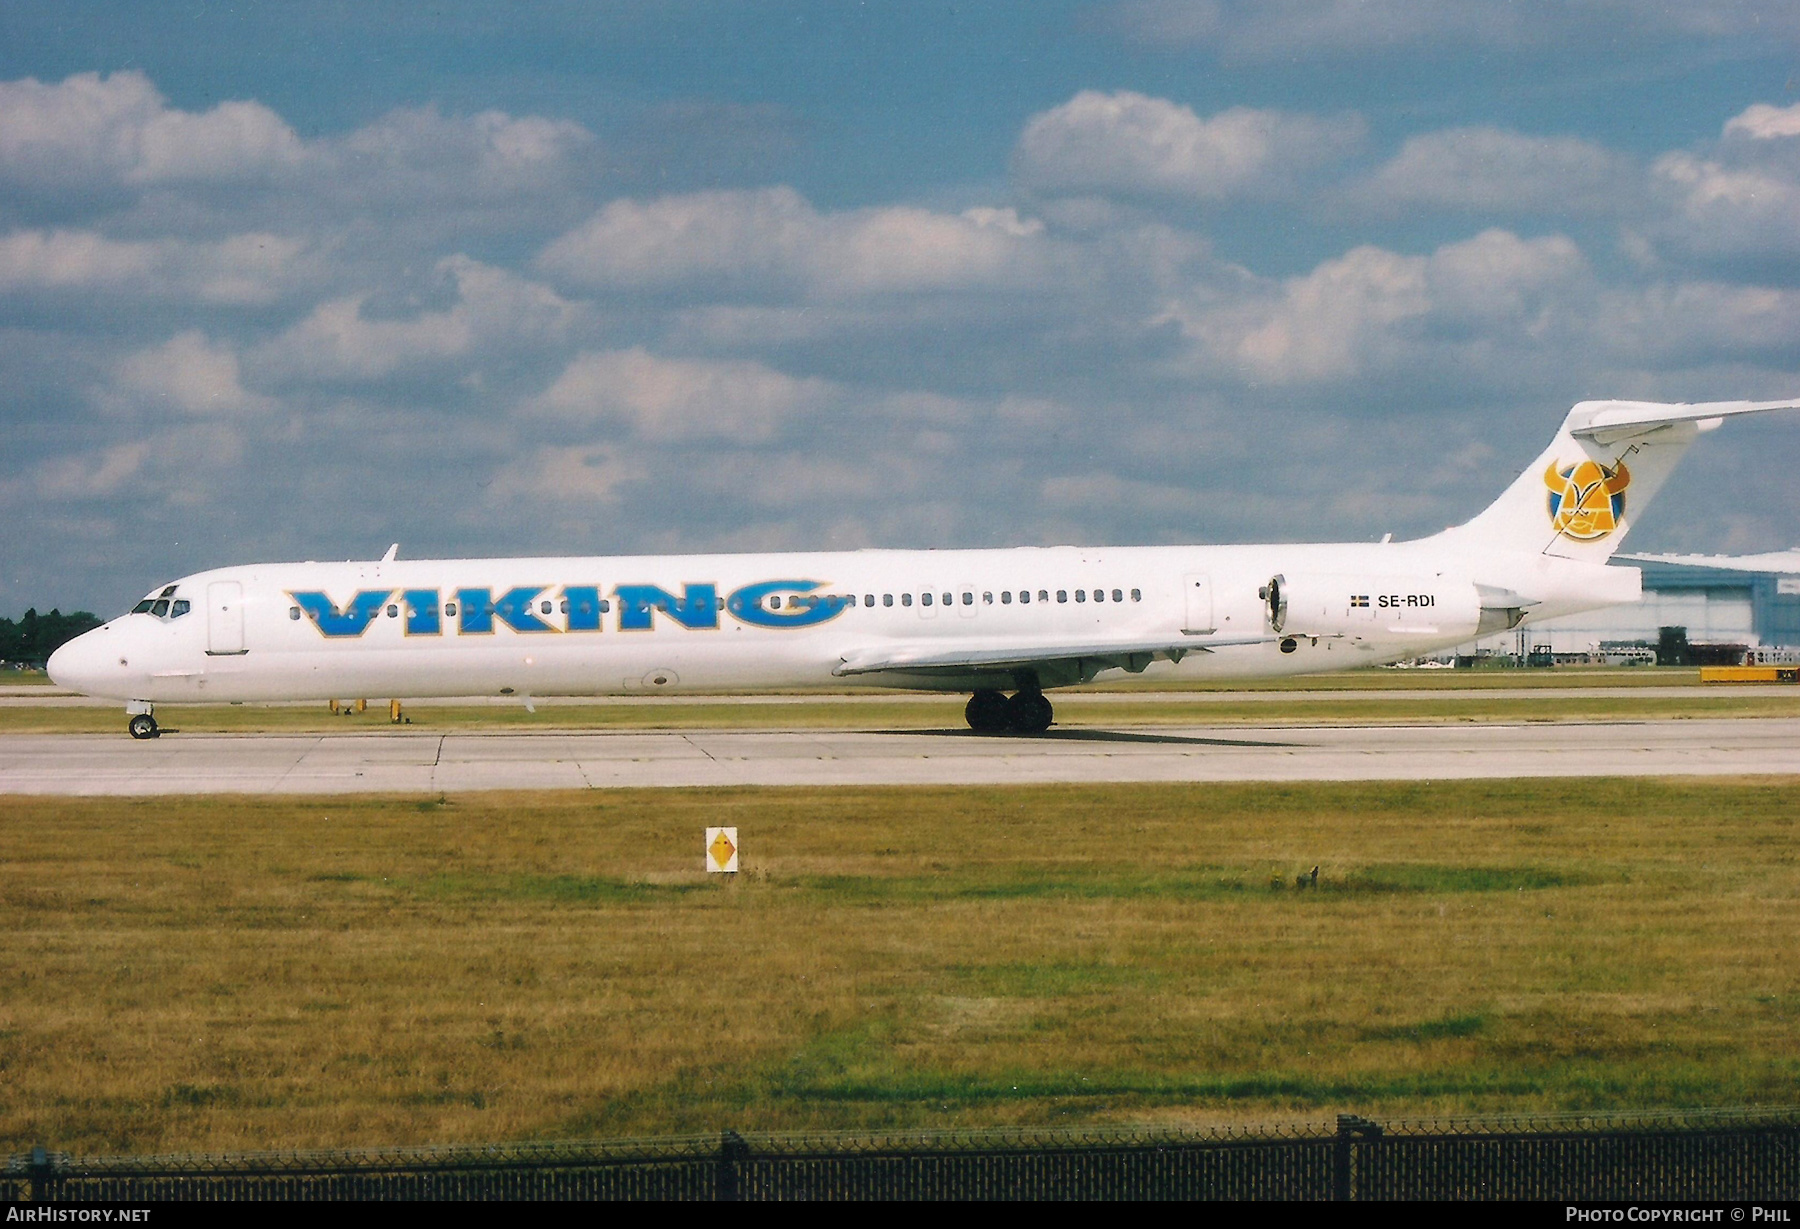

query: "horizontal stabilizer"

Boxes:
[1567, 398, 1800, 446]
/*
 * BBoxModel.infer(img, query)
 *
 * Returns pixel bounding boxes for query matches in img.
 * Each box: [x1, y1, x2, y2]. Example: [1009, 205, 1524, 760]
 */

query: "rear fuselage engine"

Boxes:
[1260, 572, 1513, 645]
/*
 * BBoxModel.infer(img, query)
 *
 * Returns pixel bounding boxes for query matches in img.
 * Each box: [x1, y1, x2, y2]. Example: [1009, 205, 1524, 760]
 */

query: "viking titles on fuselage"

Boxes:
[289, 581, 852, 639]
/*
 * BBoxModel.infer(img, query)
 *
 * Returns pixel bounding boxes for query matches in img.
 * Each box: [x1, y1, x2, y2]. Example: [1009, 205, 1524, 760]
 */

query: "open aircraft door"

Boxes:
[1182, 573, 1215, 634]
[207, 581, 246, 656]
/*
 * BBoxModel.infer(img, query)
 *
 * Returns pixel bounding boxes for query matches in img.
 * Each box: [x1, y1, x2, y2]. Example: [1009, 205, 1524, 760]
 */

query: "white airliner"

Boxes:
[48, 397, 1800, 739]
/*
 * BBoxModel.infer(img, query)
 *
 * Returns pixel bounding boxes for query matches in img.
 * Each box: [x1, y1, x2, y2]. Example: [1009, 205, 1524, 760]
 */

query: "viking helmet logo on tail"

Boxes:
[1544, 458, 1630, 540]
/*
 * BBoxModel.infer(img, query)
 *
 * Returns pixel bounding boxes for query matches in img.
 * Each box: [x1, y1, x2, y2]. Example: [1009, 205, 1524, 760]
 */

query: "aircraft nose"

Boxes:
[47, 627, 114, 695]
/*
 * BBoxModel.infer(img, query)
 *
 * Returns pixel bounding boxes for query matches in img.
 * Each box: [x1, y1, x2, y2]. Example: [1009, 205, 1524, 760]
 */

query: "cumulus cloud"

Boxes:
[1166, 229, 1588, 382]
[1624, 102, 1800, 265]
[530, 347, 836, 442]
[256, 256, 580, 381]
[0, 229, 157, 289]
[0, 70, 603, 255]
[1230, 245, 1430, 381]
[0, 228, 318, 304]
[1595, 281, 1800, 366]
[1649, 151, 1800, 263]
[28, 441, 150, 499]
[1424, 229, 1587, 325]
[1725, 102, 1800, 140]
[491, 444, 635, 505]
[19, 420, 248, 510]
[536, 186, 1050, 296]
[1357, 127, 1632, 214]
[1013, 91, 1363, 200]
[0, 71, 302, 192]
[331, 105, 598, 206]
[109, 331, 273, 417]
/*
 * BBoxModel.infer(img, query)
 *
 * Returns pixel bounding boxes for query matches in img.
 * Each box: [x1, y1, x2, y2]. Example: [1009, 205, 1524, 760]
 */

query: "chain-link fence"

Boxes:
[5, 1107, 1796, 1201]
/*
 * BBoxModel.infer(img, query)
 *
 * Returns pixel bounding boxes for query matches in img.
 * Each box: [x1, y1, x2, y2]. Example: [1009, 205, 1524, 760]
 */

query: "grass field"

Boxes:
[3, 778, 1797, 1154]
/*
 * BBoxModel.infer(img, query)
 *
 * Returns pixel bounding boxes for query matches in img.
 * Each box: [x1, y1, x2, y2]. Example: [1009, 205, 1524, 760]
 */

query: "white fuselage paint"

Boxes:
[48, 538, 1637, 705]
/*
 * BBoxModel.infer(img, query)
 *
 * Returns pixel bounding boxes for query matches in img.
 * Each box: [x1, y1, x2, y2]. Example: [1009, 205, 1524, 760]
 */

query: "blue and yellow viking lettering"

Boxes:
[402, 588, 441, 636]
[726, 580, 850, 629]
[493, 586, 556, 633]
[293, 590, 393, 638]
[563, 585, 603, 632]
[616, 583, 719, 631]
[455, 588, 494, 634]
[455, 587, 555, 633]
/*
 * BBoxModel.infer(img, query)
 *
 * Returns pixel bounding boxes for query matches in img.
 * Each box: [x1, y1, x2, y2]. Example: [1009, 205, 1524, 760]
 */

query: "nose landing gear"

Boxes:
[964, 689, 1054, 734]
[127, 712, 160, 740]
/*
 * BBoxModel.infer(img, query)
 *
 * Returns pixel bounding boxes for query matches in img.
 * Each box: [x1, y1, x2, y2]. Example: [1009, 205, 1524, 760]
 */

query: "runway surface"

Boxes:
[2, 718, 1796, 794]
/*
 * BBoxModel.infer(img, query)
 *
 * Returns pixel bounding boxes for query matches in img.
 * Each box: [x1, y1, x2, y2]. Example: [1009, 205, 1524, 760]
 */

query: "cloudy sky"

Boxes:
[4, 1, 1799, 615]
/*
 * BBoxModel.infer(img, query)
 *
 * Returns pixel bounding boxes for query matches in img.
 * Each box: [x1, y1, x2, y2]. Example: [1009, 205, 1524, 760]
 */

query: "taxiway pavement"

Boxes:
[2, 718, 1795, 794]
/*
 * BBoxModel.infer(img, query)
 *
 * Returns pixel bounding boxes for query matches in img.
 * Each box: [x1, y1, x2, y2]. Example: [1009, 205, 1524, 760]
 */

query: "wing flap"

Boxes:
[833, 635, 1277, 677]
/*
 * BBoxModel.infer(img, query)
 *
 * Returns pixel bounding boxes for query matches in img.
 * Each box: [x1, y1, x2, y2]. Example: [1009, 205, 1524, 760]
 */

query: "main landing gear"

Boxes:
[127, 712, 159, 740]
[964, 689, 1054, 734]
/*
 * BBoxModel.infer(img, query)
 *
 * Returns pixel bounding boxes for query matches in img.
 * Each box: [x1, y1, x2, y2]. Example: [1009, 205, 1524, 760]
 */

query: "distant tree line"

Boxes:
[1, 608, 103, 667]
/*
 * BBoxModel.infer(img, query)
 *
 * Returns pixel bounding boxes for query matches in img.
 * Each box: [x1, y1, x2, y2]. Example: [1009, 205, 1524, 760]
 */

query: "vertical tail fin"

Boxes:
[1446, 398, 1800, 560]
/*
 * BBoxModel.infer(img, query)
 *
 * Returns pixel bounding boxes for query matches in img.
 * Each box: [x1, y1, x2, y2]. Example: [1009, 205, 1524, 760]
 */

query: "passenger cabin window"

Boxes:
[983, 592, 993, 604]
[921, 592, 933, 606]
[387, 604, 399, 618]
[865, 594, 874, 606]
[540, 600, 553, 615]
[289, 606, 301, 620]
[1056, 590, 1067, 603]
[445, 602, 458, 616]
[883, 594, 894, 607]
[1076, 590, 1086, 602]
[962, 592, 973, 605]
[1113, 589, 1123, 603]
[1038, 590, 1049, 603]
[1001, 591, 1012, 604]
[1131, 588, 1142, 602]
[901, 593, 913, 607]
[942, 592, 952, 606]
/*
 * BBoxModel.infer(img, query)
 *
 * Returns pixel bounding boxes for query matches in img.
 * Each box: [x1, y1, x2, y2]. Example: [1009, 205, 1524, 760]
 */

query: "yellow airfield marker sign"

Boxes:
[706, 827, 739, 874]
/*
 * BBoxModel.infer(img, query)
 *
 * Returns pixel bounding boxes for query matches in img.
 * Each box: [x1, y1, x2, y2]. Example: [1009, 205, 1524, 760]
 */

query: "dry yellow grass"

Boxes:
[2, 778, 1797, 1154]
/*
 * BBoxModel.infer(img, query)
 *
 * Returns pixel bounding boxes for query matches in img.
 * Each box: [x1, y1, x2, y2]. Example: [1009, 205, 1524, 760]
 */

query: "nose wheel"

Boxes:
[128, 713, 160, 740]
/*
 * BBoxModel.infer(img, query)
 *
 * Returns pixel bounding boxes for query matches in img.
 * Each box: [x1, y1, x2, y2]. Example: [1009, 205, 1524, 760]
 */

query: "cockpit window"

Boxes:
[150, 599, 170, 617]
[170, 599, 190, 619]
[160, 585, 178, 598]
[132, 600, 155, 614]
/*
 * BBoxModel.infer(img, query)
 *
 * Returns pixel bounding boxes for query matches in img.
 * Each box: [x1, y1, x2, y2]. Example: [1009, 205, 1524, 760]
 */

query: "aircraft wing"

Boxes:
[1567, 398, 1800, 446]
[833, 634, 1277, 679]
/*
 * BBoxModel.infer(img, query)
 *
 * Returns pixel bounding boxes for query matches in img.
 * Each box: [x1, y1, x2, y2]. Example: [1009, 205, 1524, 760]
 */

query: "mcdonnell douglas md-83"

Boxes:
[48, 397, 1800, 738]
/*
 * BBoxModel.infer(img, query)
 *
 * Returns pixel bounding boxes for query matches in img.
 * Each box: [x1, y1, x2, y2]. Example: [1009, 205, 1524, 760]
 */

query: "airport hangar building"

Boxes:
[1459, 550, 1800, 661]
